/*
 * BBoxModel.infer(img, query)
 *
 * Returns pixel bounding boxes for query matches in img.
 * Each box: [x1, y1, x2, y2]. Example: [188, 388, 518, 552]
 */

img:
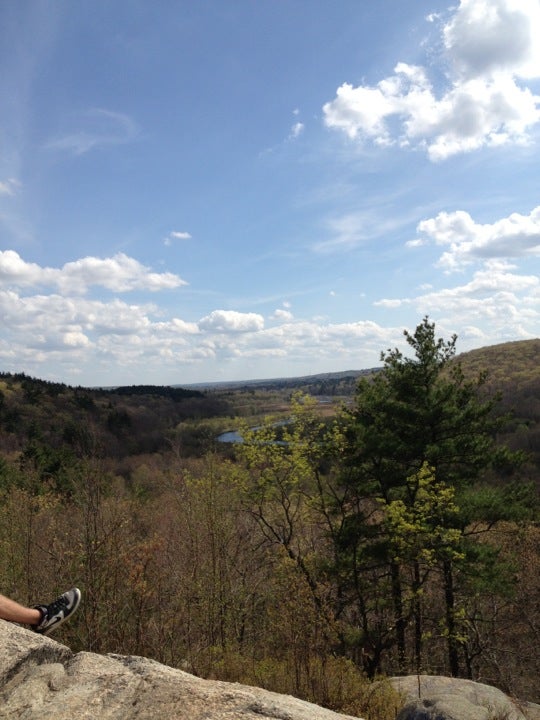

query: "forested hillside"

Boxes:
[0, 337, 539, 470]
[456, 339, 540, 471]
[0, 325, 538, 716]
[0, 374, 232, 462]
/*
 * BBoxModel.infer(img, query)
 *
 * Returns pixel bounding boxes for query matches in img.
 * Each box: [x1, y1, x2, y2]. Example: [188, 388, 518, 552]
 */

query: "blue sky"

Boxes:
[1, 0, 539, 386]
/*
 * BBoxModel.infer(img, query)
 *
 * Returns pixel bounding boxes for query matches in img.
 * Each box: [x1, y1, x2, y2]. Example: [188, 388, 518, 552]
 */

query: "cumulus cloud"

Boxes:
[377, 259, 538, 305]
[0, 287, 211, 375]
[198, 310, 265, 333]
[375, 261, 539, 340]
[323, 0, 540, 160]
[0, 250, 186, 293]
[415, 205, 540, 270]
[63, 331, 91, 347]
[203, 317, 399, 371]
[0, 254, 536, 385]
[0, 270, 537, 383]
[272, 308, 294, 322]
[0, 251, 52, 286]
[166, 318, 200, 334]
[443, 0, 540, 80]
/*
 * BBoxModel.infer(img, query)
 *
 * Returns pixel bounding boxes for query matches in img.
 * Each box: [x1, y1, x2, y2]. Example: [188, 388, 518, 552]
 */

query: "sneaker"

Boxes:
[34, 588, 81, 636]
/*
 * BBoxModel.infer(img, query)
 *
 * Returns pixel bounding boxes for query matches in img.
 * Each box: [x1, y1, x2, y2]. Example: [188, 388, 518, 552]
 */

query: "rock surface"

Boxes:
[390, 675, 540, 720]
[2, 621, 538, 720]
[0, 620, 359, 719]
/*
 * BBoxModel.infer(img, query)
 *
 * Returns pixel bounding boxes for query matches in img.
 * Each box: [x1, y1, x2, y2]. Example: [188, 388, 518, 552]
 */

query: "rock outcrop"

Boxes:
[2, 620, 539, 720]
[0, 620, 359, 719]
[390, 675, 540, 720]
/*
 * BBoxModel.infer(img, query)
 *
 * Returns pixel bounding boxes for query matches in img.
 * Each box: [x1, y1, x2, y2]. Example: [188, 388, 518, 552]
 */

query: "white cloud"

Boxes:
[289, 122, 305, 139]
[63, 331, 91, 347]
[167, 318, 200, 334]
[0, 270, 537, 383]
[314, 207, 414, 253]
[0, 250, 187, 293]
[0, 254, 536, 384]
[0, 287, 212, 377]
[375, 298, 403, 309]
[198, 310, 265, 333]
[272, 308, 294, 322]
[0, 251, 52, 286]
[416, 205, 540, 270]
[58, 254, 185, 293]
[323, 0, 540, 160]
[0, 291, 154, 338]
[375, 261, 539, 341]
[164, 230, 192, 246]
[443, 0, 540, 80]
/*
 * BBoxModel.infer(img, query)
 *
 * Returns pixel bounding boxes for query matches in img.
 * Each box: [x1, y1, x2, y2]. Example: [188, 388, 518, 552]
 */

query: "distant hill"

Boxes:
[454, 339, 539, 421]
[454, 339, 540, 470]
[0, 373, 231, 461]
[184, 367, 380, 394]
[455, 338, 540, 385]
[0, 338, 538, 471]
[187, 338, 539, 396]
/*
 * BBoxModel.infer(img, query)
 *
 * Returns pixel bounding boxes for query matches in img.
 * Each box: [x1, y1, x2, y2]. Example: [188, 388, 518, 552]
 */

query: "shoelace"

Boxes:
[46, 595, 69, 616]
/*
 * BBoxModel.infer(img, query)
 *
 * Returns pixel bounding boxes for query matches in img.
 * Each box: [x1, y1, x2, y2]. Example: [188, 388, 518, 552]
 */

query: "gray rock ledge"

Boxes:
[0, 620, 359, 719]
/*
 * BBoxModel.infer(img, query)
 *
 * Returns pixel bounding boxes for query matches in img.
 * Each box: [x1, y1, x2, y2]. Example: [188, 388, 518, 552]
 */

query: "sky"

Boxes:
[1, 0, 539, 387]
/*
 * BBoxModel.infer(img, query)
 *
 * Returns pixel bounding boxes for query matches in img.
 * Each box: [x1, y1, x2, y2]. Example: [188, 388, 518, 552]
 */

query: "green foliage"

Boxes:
[238, 396, 338, 559]
[336, 317, 526, 677]
[108, 384, 204, 401]
[384, 463, 464, 565]
[206, 649, 401, 720]
[0, 371, 234, 461]
[18, 441, 77, 495]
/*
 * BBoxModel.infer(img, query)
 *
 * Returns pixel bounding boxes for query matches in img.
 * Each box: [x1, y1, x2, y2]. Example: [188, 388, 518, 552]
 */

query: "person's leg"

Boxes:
[0, 593, 41, 625]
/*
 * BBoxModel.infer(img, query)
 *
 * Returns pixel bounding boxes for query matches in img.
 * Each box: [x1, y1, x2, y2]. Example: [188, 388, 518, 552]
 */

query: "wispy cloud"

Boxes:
[0, 178, 21, 196]
[313, 207, 415, 253]
[289, 121, 305, 139]
[45, 108, 139, 155]
[164, 230, 192, 246]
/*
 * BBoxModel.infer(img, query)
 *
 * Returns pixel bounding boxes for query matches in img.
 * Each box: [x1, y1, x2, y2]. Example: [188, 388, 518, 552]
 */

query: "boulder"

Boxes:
[390, 675, 540, 720]
[0, 620, 360, 719]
